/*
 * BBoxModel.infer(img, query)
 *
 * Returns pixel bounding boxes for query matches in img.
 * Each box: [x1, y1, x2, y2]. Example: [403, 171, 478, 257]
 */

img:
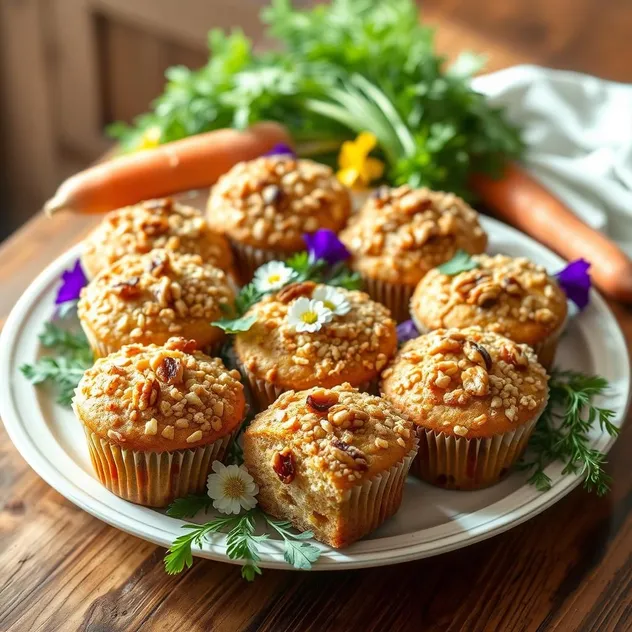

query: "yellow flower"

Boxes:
[336, 131, 385, 189]
[136, 126, 162, 151]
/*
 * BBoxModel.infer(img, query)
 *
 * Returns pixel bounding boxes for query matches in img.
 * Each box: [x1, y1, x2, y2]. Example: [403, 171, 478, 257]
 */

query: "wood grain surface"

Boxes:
[2, 3, 632, 631]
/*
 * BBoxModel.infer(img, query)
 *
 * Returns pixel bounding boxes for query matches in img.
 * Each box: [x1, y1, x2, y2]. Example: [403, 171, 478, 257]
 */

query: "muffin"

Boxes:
[234, 281, 397, 409]
[73, 337, 246, 507]
[207, 156, 352, 280]
[243, 384, 417, 547]
[340, 185, 487, 321]
[380, 326, 548, 490]
[81, 198, 234, 279]
[78, 249, 234, 358]
[410, 254, 568, 370]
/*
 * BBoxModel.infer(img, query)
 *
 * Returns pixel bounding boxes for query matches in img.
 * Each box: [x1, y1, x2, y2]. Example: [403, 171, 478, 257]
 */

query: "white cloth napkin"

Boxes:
[472, 65, 632, 255]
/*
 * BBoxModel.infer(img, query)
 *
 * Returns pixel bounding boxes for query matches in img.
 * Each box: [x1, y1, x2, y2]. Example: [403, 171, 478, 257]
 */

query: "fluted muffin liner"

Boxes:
[410, 312, 566, 371]
[81, 424, 238, 507]
[337, 440, 419, 546]
[230, 241, 293, 284]
[411, 416, 539, 490]
[360, 275, 415, 323]
[238, 362, 378, 411]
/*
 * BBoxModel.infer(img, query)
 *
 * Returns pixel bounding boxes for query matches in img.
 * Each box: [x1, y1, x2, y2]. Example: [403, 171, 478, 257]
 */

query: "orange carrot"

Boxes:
[44, 122, 292, 215]
[471, 162, 632, 303]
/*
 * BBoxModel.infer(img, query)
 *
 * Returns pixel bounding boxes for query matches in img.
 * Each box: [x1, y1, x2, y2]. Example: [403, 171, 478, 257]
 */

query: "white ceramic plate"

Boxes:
[1, 216, 629, 571]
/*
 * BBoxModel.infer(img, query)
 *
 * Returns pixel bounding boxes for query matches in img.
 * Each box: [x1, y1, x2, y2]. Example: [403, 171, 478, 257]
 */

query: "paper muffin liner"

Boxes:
[411, 417, 539, 490]
[360, 275, 415, 323]
[82, 425, 238, 507]
[238, 362, 378, 411]
[230, 241, 293, 283]
[336, 439, 419, 546]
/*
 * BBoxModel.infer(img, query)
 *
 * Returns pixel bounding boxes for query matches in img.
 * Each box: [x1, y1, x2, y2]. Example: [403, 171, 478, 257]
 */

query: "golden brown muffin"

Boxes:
[380, 326, 548, 490]
[73, 337, 246, 506]
[233, 281, 397, 409]
[243, 384, 417, 548]
[78, 250, 234, 358]
[410, 254, 568, 370]
[339, 185, 487, 321]
[207, 156, 352, 280]
[81, 198, 234, 279]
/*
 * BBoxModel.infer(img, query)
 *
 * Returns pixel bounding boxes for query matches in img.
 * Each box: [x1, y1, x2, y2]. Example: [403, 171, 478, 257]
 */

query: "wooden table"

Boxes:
[2, 4, 632, 631]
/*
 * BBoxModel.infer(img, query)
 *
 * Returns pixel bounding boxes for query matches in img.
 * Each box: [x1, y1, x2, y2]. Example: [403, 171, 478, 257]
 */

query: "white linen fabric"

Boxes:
[472, 65, 632, 255]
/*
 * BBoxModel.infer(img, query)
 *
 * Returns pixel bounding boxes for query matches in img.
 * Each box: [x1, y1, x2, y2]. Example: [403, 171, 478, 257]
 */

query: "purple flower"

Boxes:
[555, 258, 591, 310]
[304, 230, 350, 266]
[55, 259, 88, 305]
[397, 319, 419, 344]
[264, 143, 296, 158]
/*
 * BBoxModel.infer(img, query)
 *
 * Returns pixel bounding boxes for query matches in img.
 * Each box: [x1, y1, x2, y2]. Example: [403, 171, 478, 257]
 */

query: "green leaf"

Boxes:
[166, 494, 214, 519]
[212, 315, 257, 334]
[264, 515, 321, 570]
[437, 250, 480, 276]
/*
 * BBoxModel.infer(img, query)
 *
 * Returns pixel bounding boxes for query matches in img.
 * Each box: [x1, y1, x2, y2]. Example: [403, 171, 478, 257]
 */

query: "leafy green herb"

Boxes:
[21, 324, 93, 405]
[109, 0, 523, 196]
[327, 262, 363, 290]
[286, 252, 326, 283]
[164, 507, 321, 579]
[519, 369, 618, 495]
[212, 314, 258, 334]
[437, 250, 479, 276]
[166, 494, 214, 519]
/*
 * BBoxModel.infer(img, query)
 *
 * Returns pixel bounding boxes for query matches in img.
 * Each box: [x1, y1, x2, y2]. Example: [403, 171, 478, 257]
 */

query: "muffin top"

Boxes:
[81, 198, 233, 278]
[234, 282, 397, 390]
[245, 384, 416, 495]
[207, 156, 352, 251]
[380, 327, 549, 439]
[73, 337, 246, 452]
[340, 185, 487, 285]
[411, 254, 568, 346]
[78, 250, 234, 350]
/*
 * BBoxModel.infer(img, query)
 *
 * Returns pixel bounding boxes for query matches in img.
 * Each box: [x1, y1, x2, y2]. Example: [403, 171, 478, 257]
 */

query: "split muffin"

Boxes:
[81, 198, 234, 279]
[381, 326, 549, 490]
[78, 250, 234, 358]
[243, 384, 417, 548]
[207, 156, 352, 280]
[73, 337, 246, 507]
[410, 254, 568, 369]
[340, 185, 487, 322]
[234, 281, 397, 409]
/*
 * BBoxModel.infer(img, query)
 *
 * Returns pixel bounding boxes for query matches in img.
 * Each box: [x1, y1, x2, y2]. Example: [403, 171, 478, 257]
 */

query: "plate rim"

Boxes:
[1, 217, 630, 571]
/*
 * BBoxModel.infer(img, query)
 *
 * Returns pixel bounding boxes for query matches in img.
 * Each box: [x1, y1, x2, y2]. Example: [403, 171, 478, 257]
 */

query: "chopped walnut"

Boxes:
[461, 366, 490, 397]
[277, 281, 316, 304]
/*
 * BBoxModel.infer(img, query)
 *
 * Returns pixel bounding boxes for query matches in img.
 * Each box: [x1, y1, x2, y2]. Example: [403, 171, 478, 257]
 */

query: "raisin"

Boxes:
[262, 185, 283, 205]
[306, 392, 338, 413]
[113, 277, 141, 299]
[156, 357, 183, 385]
[272, 448, 295, 484]
[276, 281, 316, 303]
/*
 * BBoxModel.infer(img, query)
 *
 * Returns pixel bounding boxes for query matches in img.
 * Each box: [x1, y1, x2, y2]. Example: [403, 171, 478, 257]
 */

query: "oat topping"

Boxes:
[82, 198, 233, 277]
[380, 327, 548, 437]
[78, 250, 234, 348]
[411, 254, 568, 341]
[234, 284, 397, 388]
[74, 338, 245, 450]
[207, 156, 351, 251]
[248, 384, 415, 488]
[339, 185, 487, 285]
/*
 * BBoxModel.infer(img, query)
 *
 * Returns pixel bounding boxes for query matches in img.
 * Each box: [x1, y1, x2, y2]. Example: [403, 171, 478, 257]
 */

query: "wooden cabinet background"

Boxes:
[0, 0, 289, 235]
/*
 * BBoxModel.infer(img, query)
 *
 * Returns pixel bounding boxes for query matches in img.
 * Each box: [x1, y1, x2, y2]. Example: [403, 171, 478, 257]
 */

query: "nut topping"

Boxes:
[112, 277, 141, 299]
[500, 343, 529, 370]
[464, 341, 492, 371]
[331, 438, 369, 470]
[306, 390, 339, 414]
[461, 365, 490, 397]
[276, 281, 316, 304]
[272, 448, 296, 484]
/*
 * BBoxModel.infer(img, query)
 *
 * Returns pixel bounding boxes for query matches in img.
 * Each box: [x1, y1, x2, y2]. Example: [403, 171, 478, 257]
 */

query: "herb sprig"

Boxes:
[164, 505, 321, 579]
[519, 369, 619, 495]
[21, 323, 93, 405]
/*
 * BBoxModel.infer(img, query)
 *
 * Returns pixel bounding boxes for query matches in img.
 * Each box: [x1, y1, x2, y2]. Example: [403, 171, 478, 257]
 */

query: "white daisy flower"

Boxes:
[253, 261, 295, 293]
[287, 297, 334, 333]
[207, 461, 259, 515]
[311, 286, 351, 316]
